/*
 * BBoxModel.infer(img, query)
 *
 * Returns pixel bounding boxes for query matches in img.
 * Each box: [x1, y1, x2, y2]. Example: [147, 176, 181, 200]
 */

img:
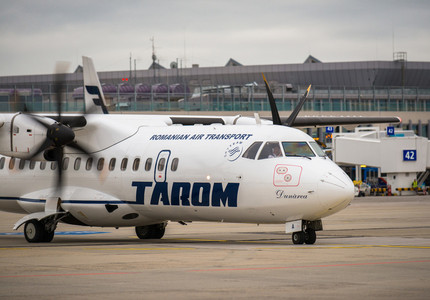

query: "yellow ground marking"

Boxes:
[85, 247, 195, 251]
[0, 248, 28, 250]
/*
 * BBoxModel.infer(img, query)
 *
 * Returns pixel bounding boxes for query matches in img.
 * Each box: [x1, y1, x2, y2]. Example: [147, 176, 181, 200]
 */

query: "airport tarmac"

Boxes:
[1, 195, 430, 299]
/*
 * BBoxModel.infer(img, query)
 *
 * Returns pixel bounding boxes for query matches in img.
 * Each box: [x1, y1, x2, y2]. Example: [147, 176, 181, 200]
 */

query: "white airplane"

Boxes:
[0, 57, 400, 244]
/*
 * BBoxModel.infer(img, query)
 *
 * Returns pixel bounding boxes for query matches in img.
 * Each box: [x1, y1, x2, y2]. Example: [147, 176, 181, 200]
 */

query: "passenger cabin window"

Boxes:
[145, 158, 152, 171]
[19, 159, 26, 170]
[86, 158, 93, 171]
[51, 162, 57, 170]
[62, 157, 69, 170]
[282, 142, 315, 157]
[29, 160, 36, 170]
[258, 142, 282, 160]
[0, 157, 5, 169]
[97, 158, 105, 171]
[40, 161, 46, 170]
[9, 158, 15, 170]
[171, 158, 179, 171]
[121, 158, 128, 171]
[132, 158, 140, 171]
[309, 141, 327, 157]
[242, 142, 263, 159]
[74, 158, 81, 170]
[109, 158, 116, 171]
[158, 158, 166, 171]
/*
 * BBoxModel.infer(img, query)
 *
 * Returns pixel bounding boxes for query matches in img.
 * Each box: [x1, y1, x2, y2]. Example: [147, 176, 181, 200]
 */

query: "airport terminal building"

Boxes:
[1, 55, 429, 139]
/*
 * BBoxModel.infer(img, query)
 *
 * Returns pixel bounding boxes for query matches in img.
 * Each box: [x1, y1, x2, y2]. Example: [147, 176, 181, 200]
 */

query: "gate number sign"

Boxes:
[403, 150, 417, 161]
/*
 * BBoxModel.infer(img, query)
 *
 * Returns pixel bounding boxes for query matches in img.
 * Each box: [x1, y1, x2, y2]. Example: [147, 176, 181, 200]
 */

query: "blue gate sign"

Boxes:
[326, 126, 334, 133]
[387, 126, 395, 136]
[403, 150, 417, 161]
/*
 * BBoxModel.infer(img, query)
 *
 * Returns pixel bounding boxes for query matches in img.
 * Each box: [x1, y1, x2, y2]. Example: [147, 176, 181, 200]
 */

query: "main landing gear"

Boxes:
[24, 219, 56, 243]
[135, 223, 167, 239]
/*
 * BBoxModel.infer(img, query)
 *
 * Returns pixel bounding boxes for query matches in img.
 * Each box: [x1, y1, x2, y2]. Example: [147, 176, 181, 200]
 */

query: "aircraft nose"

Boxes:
[318, 168, 355, 213]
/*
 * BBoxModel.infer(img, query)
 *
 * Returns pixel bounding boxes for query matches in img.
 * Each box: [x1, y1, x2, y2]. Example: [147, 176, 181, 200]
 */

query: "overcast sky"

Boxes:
[0, 0, 429, 76]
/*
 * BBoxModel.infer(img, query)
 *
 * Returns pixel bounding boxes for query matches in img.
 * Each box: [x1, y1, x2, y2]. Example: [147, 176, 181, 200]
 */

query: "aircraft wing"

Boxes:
[169, 115, 401, 127]
[280, 116, 402, 127]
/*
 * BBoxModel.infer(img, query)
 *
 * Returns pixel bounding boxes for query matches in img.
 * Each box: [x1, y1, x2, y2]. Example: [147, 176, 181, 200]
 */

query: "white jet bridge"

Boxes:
[332, 127, 430, 195]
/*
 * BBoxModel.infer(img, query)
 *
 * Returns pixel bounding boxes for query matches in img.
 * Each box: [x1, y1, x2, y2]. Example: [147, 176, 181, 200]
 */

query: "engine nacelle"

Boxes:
[0, 113, 52, 159]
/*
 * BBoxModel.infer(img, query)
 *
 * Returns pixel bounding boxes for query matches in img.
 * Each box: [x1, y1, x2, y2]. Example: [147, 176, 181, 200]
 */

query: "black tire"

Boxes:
[304, 229, 317, 244]
[24, 220, 43, 243]
[135, 225, 152, 239]
[150, 224, 166, 239]
[41, 230, 55, 243]
[292, 231, 305, 244]
[135, 223, 166, 239]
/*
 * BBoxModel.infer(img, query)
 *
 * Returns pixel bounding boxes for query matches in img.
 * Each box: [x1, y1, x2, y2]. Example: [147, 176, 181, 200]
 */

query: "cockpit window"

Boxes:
[258, 142, 282, 160]
[282, 142, 315, 157]
[242, 141, 263, 159]
[309, 141, 327, 157]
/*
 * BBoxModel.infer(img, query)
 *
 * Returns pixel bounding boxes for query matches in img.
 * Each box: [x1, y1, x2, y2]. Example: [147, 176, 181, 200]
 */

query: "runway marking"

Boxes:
[0, 231, 109, 236]
[256, 245, 430, 250]
[0, 247, 28, 250]
[173, 238, 229, 242]
[0, 271, 140, 279]
[189, 260, 430, 272]
[85, 247, 195, 251]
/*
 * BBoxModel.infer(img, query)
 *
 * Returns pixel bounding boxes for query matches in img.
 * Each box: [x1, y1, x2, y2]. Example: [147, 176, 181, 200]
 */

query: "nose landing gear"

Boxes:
[292, 229, 316, 245]
[286, 219, 322, 245]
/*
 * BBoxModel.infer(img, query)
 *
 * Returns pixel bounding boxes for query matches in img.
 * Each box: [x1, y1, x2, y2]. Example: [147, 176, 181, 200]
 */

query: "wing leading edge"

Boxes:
[277, 116, 402, 127]
[168, 115, 401, 127]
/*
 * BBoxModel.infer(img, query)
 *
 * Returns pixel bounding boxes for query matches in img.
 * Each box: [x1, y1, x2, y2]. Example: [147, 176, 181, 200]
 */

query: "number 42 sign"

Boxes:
[403, 150, 417, 161]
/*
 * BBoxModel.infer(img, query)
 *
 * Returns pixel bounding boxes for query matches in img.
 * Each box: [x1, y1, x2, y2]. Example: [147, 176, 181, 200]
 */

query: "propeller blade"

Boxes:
[27, 138, 52, 160]
[54, 62, 70, 123]
[54, 147, 64, 192]
[262, 73, 282, 126]
[27, 114, 51, 130]
[285, 84, 311, 127]
[67, 142, 92, 156]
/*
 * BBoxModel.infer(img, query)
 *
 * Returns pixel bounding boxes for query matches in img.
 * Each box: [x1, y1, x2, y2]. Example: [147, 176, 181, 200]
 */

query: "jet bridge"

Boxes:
[332, 127, 430, 195]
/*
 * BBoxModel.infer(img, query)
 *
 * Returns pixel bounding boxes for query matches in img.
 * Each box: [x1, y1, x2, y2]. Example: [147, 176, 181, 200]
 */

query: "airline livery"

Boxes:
[0, 57, 400, 244]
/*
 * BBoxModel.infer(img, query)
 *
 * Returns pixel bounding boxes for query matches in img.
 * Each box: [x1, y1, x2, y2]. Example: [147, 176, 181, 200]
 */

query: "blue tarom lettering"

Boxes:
[132, 181, 239, 207]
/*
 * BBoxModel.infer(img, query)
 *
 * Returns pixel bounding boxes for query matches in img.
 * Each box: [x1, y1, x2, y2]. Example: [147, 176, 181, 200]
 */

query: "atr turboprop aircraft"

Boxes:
[0, 57, 400, 244]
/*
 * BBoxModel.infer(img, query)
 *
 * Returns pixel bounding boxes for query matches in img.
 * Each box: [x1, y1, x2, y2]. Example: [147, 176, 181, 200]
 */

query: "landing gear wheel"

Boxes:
[41, 230, 55, 243]
[150, 224, 166, 239]
[24, 220, 55, 243]
[135, 223, 166, 239]
[304, 229, 317, 245]
[24, 220, 43, 243]
[292, 231, 305, 244]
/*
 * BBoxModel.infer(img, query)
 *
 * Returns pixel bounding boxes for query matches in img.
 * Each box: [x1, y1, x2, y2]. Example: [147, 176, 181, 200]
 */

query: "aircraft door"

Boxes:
[154, 150, 171, 182]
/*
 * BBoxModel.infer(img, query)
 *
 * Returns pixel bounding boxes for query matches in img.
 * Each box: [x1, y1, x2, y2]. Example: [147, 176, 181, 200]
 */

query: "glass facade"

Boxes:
[0, 83, 429, 113]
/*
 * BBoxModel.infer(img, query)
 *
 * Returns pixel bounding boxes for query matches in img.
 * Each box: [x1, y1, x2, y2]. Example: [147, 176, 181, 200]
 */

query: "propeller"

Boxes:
[262, 73, 311, 127]
[22, 62, 94, 191]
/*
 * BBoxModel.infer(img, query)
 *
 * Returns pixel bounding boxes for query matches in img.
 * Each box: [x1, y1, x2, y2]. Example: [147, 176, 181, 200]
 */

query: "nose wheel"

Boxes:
[292, 229, 316, 245]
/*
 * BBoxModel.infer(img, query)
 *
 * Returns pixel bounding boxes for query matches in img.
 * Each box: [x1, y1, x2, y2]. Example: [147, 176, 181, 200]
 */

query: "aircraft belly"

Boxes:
[0, 198, 28, 214]
[63, 203, 158, 227]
